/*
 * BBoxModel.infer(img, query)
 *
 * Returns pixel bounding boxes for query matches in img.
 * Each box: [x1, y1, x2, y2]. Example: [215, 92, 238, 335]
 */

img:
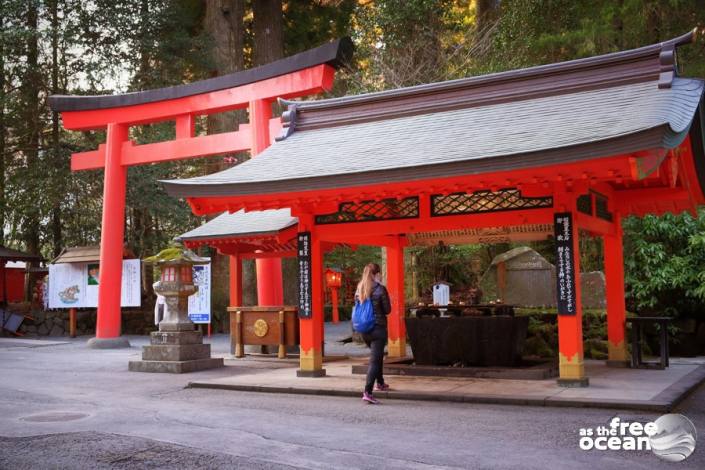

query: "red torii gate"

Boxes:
[49, 39, 352, 347]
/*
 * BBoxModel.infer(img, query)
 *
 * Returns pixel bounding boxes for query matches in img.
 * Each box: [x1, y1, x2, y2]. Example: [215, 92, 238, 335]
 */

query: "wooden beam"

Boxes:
[575, 212, 616, 236]
[241, 250, 296, 259]
[60, 64, 335, 131]
[72, 127, 252, 171]
[313, 208, 554, 239]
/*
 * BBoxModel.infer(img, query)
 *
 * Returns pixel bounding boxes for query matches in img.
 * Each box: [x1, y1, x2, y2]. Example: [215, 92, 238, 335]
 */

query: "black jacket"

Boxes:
[370, 282, 391, 328]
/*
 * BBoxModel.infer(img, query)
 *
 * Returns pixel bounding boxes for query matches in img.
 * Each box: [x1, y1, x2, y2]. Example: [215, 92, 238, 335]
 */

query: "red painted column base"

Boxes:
[604, 215, 628, 365]
[386, 237, 407, 357]
[297, 218, 325, 377]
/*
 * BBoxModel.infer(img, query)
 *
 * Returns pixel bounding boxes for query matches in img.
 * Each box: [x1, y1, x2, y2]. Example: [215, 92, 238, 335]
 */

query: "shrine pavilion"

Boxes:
[163, 30, 705, 385]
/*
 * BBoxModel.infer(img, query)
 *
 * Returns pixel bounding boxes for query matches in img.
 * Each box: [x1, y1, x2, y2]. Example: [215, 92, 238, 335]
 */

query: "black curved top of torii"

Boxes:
[48, 37, 353, 112]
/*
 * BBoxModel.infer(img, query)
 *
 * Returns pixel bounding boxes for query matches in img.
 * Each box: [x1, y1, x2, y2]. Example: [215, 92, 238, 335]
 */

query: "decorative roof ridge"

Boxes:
[276, 29, 698, 136]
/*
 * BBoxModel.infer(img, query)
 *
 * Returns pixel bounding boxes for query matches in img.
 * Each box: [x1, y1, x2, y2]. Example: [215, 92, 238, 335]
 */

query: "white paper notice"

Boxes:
[48, 264, 85, 309]
[188, 261, 211, 324]
[120, 259, 141, 307]
[48, 259, 141, 309]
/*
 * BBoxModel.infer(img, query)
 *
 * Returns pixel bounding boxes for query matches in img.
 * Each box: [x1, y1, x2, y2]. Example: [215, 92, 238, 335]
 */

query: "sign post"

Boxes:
[297, 232, 312, 319]
[188, 260, 212, 325]
[554, 212, 577, 315]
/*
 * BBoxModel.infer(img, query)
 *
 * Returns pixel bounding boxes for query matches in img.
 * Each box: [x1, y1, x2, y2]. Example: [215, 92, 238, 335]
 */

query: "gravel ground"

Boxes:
[0, 432, 297, 470]
[0, 333, 703, 469]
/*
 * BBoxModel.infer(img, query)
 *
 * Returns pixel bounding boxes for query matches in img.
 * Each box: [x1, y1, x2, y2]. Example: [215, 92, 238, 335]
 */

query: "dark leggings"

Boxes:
[363, 326, 387, 394]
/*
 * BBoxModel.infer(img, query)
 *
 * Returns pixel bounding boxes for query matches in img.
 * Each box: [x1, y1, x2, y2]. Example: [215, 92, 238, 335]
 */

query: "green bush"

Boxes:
[623, 209, 705, 318]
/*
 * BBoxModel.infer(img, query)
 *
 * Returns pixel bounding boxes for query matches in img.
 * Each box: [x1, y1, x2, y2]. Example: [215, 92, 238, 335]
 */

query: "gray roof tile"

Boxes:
[177, 209, 297, 241]
[163, 78, 704, 197]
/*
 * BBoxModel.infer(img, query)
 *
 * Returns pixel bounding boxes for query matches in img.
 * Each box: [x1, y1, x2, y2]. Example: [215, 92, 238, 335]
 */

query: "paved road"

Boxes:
[0, 335, 702, 469]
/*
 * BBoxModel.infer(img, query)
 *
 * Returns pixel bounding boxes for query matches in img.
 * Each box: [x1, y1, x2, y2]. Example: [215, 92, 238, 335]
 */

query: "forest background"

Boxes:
[2, 0, 705, 328]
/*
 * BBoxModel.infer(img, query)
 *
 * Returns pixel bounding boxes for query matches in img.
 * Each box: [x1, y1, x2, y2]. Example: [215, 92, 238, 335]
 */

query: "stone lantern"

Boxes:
[128, 245, 224, 373]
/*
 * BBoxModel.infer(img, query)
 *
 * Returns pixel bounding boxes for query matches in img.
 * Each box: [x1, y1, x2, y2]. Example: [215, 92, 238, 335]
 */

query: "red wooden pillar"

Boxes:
[0, 260, 6, 305]
[91, 123, 130, 347]
[249, 98, 285, 307]
[256, 257, 284, 305]
[555, 191, 588, 386]
[229, 254, 243, 307]
[69, 307, 77, 338]
[386, 236, 407, 357]
[604, 214, 628, 365]
[330, 288, 340, 323]
[297, 215, 325, 377]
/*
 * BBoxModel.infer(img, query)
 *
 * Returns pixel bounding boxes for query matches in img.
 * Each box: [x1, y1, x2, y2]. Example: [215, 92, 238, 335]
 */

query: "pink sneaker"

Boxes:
[375, 383, 390, 391]
[362, 392, 380, 404]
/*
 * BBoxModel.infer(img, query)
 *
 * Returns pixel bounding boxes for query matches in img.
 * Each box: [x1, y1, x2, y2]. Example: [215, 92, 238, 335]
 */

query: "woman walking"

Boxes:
[355, 263, 391, 404]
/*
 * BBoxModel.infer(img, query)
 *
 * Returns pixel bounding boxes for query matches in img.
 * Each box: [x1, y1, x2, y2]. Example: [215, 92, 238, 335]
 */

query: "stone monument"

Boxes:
[128, 246, 224, 373]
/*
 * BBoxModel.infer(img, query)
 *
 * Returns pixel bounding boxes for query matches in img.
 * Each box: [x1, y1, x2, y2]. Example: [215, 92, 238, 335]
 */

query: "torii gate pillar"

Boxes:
[88, 123, 131, 349]
[249, 98, 285, 306]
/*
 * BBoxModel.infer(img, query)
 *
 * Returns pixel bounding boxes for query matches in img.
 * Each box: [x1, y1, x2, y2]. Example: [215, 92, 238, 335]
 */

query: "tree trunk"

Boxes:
[645, 1, 661, 43]
[50, 0, 63, 258]
[0, 9, 6, 247]
[204, 0, 245, 138]
[252, 0, 283, 66]
[22, 1, 41, 257]
[205, 0, 245, 75]
[476, 0, 498, 31]
[203, 0, 247, 329]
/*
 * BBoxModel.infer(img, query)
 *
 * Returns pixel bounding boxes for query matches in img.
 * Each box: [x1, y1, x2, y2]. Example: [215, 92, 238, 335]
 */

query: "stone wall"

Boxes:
[480, 248, 607, 309]
[12, 306, 158, 337]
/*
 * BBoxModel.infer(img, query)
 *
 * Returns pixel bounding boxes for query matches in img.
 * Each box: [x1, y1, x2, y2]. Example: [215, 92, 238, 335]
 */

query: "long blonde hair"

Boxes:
[356, 263, 381, 302]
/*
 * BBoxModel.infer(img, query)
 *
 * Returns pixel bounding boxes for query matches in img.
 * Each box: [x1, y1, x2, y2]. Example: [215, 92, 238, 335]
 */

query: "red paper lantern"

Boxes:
[325, 268, 342, 289]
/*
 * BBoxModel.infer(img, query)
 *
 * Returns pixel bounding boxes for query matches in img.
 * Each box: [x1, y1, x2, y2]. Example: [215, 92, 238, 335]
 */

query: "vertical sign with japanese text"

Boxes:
[297, 232, 312, 319]
[554, 212, 577, 315]
[188, 260, 211, 324]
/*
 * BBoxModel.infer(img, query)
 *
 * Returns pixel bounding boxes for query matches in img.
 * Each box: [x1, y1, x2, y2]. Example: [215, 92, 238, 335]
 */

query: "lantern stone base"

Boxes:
[87, 337, 131, 349]
[129, 357, 224, 373]
[129, 330, 224, 373]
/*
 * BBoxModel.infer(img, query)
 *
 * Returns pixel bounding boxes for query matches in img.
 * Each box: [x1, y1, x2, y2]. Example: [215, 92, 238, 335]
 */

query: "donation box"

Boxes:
[227, 306, 299, 359]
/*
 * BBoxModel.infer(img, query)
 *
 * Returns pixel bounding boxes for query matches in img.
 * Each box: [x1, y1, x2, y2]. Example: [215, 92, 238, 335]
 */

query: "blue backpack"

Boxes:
[352, 293, 376, 334]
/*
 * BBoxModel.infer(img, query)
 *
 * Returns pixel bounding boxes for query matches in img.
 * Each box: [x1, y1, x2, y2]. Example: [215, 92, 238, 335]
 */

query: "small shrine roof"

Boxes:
[177, 209, 297, 242]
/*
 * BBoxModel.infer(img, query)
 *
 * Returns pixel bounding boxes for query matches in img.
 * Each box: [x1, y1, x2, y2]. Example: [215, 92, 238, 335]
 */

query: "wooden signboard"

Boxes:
[297, 232, 312, 319]
[554, 213, 577, 315]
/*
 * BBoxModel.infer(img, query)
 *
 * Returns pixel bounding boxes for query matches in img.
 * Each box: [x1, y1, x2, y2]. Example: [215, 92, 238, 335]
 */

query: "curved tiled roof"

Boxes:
[164, 78, 704, 197]
[162, 30, 705, 199]
[177, 209, 297, 241]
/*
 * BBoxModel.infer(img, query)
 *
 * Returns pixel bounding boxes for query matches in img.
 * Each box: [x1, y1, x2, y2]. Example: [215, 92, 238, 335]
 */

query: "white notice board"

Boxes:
[188, 261, 211, 324]
[48, 259, 141, 309]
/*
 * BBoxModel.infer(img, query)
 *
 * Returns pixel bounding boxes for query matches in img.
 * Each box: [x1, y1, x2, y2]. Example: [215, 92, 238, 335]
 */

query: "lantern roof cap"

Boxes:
[144, 246, 209, 266]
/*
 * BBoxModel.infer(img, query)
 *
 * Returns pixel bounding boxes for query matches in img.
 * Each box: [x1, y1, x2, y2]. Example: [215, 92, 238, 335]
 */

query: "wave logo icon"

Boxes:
[649, 414, 697, 462]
